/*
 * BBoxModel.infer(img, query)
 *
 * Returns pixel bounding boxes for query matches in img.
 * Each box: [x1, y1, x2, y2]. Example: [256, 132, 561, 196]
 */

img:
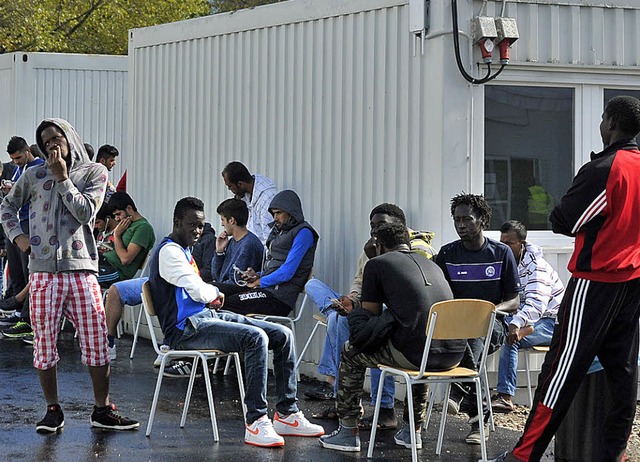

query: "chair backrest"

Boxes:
[141, 281, 162, 352]
[416, 298, 496, 376]
[427, 299, 496, 340]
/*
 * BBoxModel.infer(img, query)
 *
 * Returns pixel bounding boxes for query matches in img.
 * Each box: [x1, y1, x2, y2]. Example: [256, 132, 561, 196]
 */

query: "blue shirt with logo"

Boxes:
[435, 237, 521, 305]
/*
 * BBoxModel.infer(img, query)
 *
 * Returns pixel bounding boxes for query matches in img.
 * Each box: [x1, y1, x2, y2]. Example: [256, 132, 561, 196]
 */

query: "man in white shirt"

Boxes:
[221, 161, 276, 245]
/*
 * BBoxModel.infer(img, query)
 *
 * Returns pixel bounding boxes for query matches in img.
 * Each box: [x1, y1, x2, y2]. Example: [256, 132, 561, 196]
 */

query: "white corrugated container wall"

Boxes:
[0, 52, 128, 185]
[128, 0, 640, 375]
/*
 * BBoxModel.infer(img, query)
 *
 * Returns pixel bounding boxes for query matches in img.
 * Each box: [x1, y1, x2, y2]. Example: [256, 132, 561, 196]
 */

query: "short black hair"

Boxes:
[174, 196, 205, 221]
[221, 161, 253, 184]
[500, 220, 527, 240]
[30, 144, 43, 159]
[7, 136, 28, 155]
[96, 144, 119, 162]
[373, 221, 410, 249]
[216, 198, 249, 227]
[605, 96, 640, 138]
[369, 203, 407, 225]
[96, 203, 114, 220]
[450, 193, 492, 227]
[85, 143, 95, 161]
[109, 191, 137, 212]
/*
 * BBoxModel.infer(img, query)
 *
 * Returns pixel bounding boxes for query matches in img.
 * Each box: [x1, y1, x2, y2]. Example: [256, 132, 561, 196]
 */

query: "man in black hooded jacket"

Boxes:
[221, 189, 318, 316]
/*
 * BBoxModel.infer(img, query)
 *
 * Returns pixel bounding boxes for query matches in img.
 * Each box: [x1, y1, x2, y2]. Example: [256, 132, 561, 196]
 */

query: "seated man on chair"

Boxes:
[491, 220, 564, 413]
[98, 192, 155, 288]
[305, 203, 436, 429]
[150, 196, 324, 447]
[319, 221, 465, 453]
[222, 189, 318, 317]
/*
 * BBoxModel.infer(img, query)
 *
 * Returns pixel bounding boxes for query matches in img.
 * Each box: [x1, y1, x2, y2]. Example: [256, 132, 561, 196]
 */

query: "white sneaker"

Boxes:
[273, 411, 325, 437]
[245, 415, 285, 447]
[107, 345, 116, 361]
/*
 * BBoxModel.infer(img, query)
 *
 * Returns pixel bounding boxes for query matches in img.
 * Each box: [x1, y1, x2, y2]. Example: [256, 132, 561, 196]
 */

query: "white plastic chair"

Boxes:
[295, 312, 327, 371]
[141, 281, 247, 440]
[368, 299, 496, 462]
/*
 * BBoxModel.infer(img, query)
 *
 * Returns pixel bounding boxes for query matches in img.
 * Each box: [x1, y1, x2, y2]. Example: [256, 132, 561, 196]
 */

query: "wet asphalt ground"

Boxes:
[0, 330, 553, 461]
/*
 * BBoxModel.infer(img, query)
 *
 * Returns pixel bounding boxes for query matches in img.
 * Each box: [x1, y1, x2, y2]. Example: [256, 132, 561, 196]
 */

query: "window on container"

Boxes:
[484, 86, 574, 231]
[604, 89, 640, 145]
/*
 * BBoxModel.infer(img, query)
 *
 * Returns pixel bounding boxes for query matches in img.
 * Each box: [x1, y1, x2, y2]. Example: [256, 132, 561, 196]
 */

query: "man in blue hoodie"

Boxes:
[0, 119, 138, 434]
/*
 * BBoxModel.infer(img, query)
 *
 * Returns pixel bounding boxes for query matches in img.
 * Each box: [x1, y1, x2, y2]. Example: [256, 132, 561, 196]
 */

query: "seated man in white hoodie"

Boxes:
[149, 196, 324, 447]
[491, 220, 565, 413]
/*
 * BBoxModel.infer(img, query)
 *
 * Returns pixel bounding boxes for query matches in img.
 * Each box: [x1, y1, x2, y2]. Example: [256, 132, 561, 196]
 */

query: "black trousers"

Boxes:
[513, 277, 640, 462]
[213, 282, 291, 317]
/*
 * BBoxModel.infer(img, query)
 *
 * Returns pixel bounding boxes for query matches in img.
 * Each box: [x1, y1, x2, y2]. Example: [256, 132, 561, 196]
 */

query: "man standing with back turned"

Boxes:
[491, 96, 640, 461]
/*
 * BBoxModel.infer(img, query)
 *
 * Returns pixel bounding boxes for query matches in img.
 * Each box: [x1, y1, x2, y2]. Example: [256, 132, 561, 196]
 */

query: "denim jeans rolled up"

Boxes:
[176, 309, 298, 424]
[496, 316, 555, 396]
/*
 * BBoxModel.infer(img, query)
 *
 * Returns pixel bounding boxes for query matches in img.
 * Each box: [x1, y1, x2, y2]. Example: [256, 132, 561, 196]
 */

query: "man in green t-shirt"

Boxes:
[98, 192, 155, 287]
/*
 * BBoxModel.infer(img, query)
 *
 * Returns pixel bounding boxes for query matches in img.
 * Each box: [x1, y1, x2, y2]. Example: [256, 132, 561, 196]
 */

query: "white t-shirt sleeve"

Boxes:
[159, 242, 219, 304]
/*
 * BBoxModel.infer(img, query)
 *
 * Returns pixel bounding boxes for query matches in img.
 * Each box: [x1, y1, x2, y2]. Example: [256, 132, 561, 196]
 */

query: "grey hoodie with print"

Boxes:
[0, 118, 108, 274]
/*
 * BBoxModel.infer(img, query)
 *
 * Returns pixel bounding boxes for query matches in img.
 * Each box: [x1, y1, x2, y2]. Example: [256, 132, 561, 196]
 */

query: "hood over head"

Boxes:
[268, 190, 305, 228]
[36, 118, 90, 170]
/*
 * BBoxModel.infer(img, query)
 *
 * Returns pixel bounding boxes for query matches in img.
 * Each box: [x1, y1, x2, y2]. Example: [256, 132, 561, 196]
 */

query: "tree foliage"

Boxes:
[210, 0, 281, 13]
[0, 0, 212, 55]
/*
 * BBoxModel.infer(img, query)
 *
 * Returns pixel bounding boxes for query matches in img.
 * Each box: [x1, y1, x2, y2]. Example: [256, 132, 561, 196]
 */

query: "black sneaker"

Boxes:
[36, 404, 64, 433]
[90, 403, 140, 430]
[0, 313, 21, 327]
[163, 360, 201, 378]
[22, 333, 34, 345]
[2, 321, 33, 338]
[0, 296, 22, 313]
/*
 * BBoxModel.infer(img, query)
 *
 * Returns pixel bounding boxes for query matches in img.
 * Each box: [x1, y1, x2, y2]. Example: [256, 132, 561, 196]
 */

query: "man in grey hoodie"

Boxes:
[0, 118, 139, 434]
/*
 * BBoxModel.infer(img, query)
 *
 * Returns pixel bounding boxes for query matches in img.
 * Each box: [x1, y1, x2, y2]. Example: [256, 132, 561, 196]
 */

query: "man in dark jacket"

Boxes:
[222, 189, 318, 317]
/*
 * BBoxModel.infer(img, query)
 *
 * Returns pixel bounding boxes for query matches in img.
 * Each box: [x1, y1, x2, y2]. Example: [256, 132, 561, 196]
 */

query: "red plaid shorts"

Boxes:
[30, 272, 109, 369]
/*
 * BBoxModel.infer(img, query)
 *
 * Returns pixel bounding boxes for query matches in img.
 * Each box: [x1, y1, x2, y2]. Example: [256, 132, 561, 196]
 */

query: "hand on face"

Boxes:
[216, 231, 229, 253]
[47, 146, 68, 182]
[114, 216, 132, 237]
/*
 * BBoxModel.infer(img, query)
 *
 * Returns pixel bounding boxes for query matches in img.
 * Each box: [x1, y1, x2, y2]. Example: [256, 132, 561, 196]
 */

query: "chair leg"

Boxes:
[223, 355, 233, 375]
[233, 353, 248, 423]
[405, 378, 418, 462]
[295, 320, 322, 372]
[524, 349, 533, 407]
[475, 378, 488, 462]
[181, 356, 201, 428]
[212, 357, 221, 374]
[436, 383, 450, 456]
[367, 369, 389, 459]
[289, 322, 300, 382]
[482, 369, 495, 432]
[146, 356, 169, 436]
[201, 357, 219, 441]
[129, 304, 144, 359]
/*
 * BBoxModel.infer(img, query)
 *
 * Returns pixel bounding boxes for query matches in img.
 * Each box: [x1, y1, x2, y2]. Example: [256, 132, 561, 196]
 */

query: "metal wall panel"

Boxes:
[0, 53, 128, 186]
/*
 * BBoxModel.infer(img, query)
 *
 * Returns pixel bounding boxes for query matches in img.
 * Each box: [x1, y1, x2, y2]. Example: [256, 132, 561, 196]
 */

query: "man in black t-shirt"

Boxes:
[435, 193, 520, 445]
[319, 221, 465, 453]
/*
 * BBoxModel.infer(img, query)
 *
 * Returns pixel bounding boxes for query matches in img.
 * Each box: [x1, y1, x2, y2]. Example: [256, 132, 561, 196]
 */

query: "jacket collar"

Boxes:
[590, 138, 638, 161]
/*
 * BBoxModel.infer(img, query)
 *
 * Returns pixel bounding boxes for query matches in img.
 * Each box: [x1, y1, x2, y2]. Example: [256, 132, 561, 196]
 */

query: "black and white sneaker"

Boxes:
[163, 360, 201, 378]
[36, 404, 64, 433]
[90, 403, 139, 431]
[0, 313, 21, 327]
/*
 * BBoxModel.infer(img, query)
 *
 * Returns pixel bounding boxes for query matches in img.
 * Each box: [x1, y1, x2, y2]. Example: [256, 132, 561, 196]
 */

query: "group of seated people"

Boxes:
[133, 174, 564, 451]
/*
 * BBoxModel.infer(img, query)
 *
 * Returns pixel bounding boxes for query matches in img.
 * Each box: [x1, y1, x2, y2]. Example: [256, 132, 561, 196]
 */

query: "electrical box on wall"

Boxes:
[409, 0, 429, 35]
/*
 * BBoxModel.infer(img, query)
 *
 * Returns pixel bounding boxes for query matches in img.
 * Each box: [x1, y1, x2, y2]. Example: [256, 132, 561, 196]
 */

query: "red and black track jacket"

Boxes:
[550, 139, 640, 283]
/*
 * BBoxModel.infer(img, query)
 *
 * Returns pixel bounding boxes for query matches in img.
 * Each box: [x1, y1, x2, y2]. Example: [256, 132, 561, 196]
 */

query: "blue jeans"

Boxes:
[176, 309, 298, 424]
[304, 278, 395, 408]
[496, 316, 555, 396]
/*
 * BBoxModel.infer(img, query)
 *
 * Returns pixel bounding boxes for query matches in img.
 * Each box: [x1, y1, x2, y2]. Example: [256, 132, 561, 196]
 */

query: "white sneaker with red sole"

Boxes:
[273, 411, 325, 437]
[245, 415, 285, 447]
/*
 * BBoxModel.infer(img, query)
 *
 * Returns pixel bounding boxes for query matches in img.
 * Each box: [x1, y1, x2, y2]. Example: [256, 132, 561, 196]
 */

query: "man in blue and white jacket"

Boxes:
[491, 220, 564, 413]
[149, 196, 324, 448]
